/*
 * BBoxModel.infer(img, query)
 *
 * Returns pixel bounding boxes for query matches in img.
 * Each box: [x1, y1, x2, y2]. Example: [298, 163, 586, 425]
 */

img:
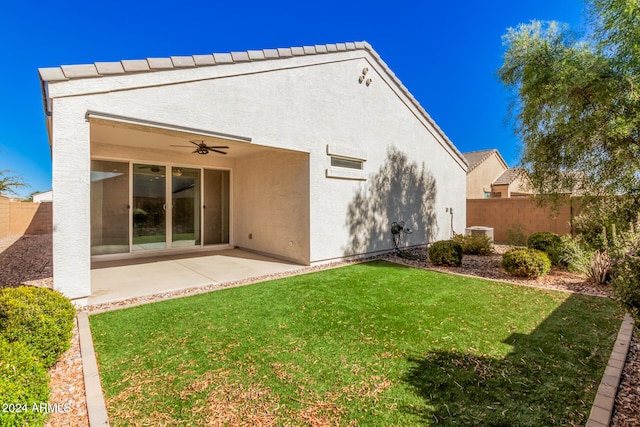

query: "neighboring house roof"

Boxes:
[493, 168, 525, 186]
[462, 149, 507, 173]
[38, 41, 467, 171]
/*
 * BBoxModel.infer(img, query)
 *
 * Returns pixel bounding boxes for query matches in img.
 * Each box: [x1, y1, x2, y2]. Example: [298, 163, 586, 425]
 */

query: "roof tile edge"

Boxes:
[38, 40, 467, 169]
[39, 41, 367, 82]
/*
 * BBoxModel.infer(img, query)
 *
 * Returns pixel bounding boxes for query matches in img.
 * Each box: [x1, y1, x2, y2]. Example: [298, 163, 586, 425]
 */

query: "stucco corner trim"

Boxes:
[325, 167, 367, 181]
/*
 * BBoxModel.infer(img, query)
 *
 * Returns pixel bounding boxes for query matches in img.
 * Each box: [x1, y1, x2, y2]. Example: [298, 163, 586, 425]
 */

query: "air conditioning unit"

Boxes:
[465, 226, 494, 242]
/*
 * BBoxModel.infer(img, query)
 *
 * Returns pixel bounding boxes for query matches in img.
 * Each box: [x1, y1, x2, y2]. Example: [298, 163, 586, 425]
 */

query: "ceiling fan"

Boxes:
[170, 140, 229, 155]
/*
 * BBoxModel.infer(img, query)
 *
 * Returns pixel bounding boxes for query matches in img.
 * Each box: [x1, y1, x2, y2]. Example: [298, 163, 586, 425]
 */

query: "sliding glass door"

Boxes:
[91, 161, 229, 255]
[203, 169, 230, 245]
[133, 164, 167, 251]
[91, 160, 130, 255]
[172, 167, 201, 247]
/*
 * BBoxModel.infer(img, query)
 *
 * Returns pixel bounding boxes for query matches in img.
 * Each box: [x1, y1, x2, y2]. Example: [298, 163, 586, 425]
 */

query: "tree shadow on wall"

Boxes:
[344, 147, 437, 256]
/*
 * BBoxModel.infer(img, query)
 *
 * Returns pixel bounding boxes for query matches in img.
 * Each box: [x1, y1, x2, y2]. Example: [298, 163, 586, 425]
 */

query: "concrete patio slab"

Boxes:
[90, 249, 303, 305]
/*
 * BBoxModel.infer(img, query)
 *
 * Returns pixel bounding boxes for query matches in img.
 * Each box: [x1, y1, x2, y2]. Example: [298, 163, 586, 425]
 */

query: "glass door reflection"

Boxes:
[203, 169, 230, 244]
[132, 164, 166, 251]
[171, 167, 201, 247]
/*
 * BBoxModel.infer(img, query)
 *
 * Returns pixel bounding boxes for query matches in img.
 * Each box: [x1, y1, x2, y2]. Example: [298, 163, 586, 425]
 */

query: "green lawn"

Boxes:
[90, 260, 623, 426]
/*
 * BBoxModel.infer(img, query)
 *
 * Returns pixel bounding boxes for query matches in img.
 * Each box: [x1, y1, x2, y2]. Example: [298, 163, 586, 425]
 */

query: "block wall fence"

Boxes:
[0, 196, 52, 239]
[2, 195, 578, 245]
[467, 198, 575, 244]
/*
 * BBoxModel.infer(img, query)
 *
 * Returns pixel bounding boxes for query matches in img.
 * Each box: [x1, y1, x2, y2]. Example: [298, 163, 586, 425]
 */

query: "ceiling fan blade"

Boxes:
[205, 145, 229, 149]
[210, 149, 227, 155]
[189, 140, 202, 146]
[170, 145, 194, 148]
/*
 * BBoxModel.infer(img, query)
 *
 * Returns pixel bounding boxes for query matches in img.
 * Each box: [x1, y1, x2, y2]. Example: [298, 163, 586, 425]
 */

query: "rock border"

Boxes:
[586, 314, 635, 427]
[77, 313, 110, 427]
[75, 256, 635, 427]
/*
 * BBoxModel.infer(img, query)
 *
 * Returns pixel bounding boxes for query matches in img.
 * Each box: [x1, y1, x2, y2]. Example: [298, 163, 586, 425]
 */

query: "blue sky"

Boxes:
[0, 0, 585, 198]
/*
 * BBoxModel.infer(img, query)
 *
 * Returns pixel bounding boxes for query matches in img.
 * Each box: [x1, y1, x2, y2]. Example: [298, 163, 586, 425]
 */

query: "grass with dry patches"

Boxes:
[90, 260, 623, 426]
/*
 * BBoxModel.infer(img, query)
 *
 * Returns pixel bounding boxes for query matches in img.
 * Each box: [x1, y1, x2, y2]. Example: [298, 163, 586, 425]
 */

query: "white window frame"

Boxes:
[325, 144, 367, 181]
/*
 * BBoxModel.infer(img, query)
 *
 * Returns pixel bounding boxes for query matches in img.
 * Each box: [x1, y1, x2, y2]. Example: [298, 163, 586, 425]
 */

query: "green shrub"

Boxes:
[527, 232, 564, 266]
[502, 248, 551, 278]
[608, 224, 640, 323]
[558, 235, 591, 273]
[428, 240, 463, 267]
[0, 336, 49, 427]
[506, 223, 528, 246]
[452, 233, 493, 255]
[610, 250, 640, 324]
[0, 286, 76, 368]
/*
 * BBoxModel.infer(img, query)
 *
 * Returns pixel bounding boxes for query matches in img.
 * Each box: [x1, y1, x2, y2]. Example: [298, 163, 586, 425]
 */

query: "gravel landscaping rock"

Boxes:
[0, 234, 52, 288]
[611, 332, 640, 427]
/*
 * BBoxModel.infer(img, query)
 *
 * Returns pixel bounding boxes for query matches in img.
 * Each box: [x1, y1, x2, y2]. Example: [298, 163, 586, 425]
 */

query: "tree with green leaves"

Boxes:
[499, 0, 640, 322]
[498, 0, 640, 223]
[0, 170, 26, 196]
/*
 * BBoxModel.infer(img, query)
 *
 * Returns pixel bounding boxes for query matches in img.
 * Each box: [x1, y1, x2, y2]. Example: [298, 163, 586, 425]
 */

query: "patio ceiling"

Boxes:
[89, 114, 293, 160]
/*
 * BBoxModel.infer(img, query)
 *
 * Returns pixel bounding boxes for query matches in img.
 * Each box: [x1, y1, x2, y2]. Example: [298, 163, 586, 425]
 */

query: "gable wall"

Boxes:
[467, 153, 508, 198]
[507, 173, 534, 196]
[48, 51, 466, 280]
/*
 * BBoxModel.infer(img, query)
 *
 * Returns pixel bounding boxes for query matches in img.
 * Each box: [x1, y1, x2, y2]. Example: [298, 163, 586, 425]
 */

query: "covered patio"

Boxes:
[82, 113, 311, 303]
[90, 248, 305, 305]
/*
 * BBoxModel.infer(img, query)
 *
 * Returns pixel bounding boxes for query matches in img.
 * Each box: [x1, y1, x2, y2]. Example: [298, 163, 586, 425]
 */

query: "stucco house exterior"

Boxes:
[32, 190, 53, 203]
[39, 41, 467, 303]
[463, 149, 532, 199]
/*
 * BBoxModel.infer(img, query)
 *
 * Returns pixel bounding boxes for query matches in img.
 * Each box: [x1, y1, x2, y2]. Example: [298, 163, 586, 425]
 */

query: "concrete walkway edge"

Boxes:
[586, 313, 635, 427]
[77, 312, 110, 427]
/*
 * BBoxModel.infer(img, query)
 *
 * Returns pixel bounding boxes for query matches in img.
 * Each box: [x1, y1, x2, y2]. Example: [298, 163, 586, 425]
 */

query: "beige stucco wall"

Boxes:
[507, 174, 533, 196]
[45, 49, 467, 299]
[234, 150, 310, 264]
[491, 184, 509, 198]
[490, 175, 533, 198]
[466, 153, 507, 198]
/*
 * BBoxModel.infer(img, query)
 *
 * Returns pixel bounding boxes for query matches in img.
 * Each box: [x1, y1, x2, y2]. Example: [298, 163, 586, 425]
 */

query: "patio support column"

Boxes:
[51, 102, 91, 302]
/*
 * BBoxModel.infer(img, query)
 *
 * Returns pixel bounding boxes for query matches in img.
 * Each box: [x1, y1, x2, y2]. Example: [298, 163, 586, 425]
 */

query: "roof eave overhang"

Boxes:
[38, 41, 468, 170]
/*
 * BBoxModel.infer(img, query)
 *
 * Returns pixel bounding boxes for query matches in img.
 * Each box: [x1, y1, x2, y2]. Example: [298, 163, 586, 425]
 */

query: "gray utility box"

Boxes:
[465, 226, 494, 242]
